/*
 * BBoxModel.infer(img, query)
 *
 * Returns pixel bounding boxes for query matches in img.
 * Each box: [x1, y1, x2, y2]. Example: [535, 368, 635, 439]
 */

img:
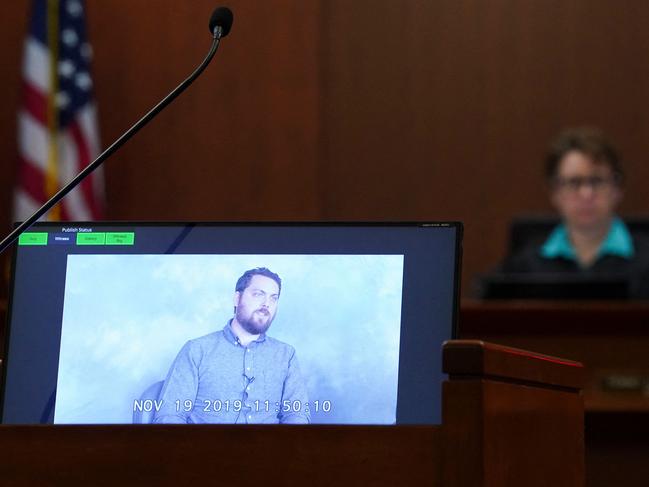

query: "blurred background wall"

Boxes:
[2, 0, 649, 295]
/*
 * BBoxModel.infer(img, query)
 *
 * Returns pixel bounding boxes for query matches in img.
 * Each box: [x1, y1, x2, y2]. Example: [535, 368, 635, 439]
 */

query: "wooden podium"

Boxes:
[0, 341, 584, 486]
[461, 300, 649, 487]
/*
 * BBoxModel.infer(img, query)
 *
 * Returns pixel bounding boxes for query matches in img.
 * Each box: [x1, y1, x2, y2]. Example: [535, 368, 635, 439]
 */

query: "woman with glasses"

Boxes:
[499, 127, 649, 297]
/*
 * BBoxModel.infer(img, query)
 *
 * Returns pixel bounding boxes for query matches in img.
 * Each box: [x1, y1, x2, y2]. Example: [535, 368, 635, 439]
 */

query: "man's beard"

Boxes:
[237, 307, 275, 335]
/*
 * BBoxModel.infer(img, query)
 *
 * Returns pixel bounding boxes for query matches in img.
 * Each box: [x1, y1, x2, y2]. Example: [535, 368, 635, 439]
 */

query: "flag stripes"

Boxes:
[14, 0, 103, 223]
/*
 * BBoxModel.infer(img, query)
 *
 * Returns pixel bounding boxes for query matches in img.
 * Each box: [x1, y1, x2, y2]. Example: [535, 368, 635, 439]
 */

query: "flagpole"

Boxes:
[46, 0, 61, 221]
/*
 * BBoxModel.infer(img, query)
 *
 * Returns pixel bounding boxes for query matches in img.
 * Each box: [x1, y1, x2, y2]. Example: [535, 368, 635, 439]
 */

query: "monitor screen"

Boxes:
[1, 222, 461, 425]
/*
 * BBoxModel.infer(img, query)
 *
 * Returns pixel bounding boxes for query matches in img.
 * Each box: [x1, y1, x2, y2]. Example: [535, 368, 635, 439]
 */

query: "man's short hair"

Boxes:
[235, 267, 282, 295]
[545, 127, 624, 183]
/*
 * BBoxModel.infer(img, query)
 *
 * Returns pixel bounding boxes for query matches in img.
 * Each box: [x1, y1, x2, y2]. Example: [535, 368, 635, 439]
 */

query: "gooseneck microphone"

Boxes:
[210, 7, 234, 38]
[0, 7, 234, 255]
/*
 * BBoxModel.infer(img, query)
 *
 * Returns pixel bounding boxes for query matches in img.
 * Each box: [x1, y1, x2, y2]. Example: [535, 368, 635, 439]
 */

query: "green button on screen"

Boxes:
[106, 232, 135, 245]
[76, 233, 106, 245]
[18, 232, 48, 245]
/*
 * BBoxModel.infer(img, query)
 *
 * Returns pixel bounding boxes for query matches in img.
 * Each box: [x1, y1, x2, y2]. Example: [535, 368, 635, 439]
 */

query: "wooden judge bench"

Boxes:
[8, 298, 649, 485]
[461, 300, 649, 487]
[0, 340, 584, 486]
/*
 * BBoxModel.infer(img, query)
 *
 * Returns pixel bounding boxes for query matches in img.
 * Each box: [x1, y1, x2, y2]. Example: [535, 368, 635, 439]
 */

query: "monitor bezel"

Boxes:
[1, 220, 463, 424]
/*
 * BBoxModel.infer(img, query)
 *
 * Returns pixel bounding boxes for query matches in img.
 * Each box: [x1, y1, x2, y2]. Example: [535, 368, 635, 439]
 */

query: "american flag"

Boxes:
[14, 0, 104, 222]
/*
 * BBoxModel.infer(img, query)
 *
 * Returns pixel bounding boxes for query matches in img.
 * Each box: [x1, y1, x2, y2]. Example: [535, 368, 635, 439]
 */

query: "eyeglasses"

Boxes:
[553, 176, 617, 193]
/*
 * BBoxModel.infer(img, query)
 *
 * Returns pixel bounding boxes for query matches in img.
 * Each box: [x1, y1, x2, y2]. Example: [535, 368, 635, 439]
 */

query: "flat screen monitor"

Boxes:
[1, 222, 462, 425]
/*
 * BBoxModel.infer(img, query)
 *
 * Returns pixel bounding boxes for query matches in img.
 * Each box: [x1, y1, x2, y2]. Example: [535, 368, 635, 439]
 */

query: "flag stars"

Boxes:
[75, 72, 92, 90]
[67, 0, 83, 17]
[58, 59, 76, 78]
[61, 29, 79, 47]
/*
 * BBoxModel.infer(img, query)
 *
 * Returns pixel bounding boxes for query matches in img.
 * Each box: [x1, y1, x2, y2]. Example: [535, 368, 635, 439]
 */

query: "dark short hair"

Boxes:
[545, 127, 624, 182]
[235, 267, 282, 295]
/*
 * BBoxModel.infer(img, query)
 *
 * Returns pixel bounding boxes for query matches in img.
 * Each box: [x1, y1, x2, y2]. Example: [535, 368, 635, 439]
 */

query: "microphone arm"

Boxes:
[0, 28, 226, 255]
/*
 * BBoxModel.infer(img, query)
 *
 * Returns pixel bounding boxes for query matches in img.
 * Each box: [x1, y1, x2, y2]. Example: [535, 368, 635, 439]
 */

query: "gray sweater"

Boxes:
[154, 322, 310, 424]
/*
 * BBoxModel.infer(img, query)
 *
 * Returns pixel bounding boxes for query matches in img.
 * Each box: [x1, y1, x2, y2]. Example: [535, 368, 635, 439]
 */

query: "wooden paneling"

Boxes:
[88, 1, 322, 221]
[0, 4, 26, 231]
[2, 1, 649, 293]
[321, 0, 649, 292]
[0, 424, 443, 486]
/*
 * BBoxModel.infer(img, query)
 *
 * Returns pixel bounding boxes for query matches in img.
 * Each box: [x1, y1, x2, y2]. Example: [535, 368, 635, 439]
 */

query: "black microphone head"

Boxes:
[209, 7, 234, 37]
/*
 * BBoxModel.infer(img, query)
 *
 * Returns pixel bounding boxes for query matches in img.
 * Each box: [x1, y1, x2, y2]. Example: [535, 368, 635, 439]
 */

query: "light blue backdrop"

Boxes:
[54, 254, 404, 424]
